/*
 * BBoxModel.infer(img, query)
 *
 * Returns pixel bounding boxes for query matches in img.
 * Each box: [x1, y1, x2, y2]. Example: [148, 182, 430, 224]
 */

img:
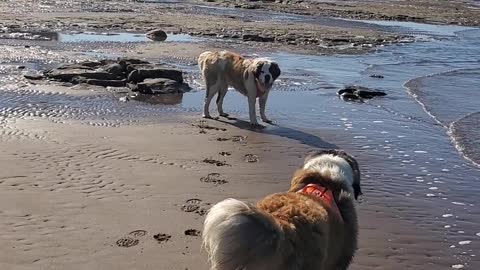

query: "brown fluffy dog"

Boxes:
[202, 150, 362, 270]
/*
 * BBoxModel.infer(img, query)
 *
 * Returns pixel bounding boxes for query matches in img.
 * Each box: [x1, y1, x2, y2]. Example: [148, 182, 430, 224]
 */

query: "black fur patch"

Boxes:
[269, 62, 281, 80]
[254, 62, 264, 79]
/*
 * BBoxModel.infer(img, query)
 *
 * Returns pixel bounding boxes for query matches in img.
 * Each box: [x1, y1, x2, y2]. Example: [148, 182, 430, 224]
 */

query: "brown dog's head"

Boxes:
[244, 59, 281, 94]
[290, 150, 362, 200]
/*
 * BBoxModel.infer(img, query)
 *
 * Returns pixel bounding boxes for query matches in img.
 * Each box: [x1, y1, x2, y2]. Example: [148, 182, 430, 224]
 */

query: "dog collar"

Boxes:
[297, 184, 343, 223]
[255, 79, 266, 97]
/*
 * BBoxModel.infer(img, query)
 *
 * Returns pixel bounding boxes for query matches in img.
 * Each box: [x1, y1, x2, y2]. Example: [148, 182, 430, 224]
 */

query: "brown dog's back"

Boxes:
[202, 151, 360, 270]
[202, 191, 357, 270]
[258, 191, 356, 270]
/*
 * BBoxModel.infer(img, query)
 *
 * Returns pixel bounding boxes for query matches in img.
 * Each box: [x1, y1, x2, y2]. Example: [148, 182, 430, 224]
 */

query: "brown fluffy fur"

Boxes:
[202, 152, 359, 270]
[256, 170, 358, 269]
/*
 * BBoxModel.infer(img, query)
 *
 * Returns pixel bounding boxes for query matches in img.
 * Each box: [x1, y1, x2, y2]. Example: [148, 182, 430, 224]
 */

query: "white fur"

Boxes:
[203, 198, 251, 257]
[251, 57, 274, 87]
[258, 62, 273, 86]
[202, 198, 282, 270]
[303, 154, 354, 192]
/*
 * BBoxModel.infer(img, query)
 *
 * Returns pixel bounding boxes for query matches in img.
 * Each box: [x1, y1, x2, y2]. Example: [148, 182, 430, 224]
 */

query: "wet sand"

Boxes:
[0, 0, 417, 55]
[0, 114, 464, 270]
[206, 0, 480, 26]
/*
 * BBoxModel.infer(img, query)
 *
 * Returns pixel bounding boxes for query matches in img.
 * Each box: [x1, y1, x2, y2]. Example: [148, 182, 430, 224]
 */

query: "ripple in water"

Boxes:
[405, 68, 480, 166]
[451, 112, 480, 167]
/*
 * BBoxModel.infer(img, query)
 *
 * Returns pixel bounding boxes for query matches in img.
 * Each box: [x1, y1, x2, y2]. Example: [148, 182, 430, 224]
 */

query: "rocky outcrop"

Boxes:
[127, 65, 183, 83]
[146, 29, 167, 41]
[242, 34, 275, 42]
[46, 69, 119, 81]
[128, 78, 190, 94]
[43, 58, 189, 95]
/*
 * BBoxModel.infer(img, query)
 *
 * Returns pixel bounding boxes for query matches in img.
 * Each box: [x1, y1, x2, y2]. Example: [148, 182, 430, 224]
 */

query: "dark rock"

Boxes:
[17, 66, 26, 70]
[369, 74, 384, 79]
[98, 59, 117, 66]
[261, 36, 275, 42]
[119, 58, 150, 66]
[71, 77, 126, 87]
[46, 69, 120, 82]
[24, 74, 44, 80]
[325, 37, 351, 43]
[242, 34, 274, 42]
[129, 78, 189, 94]
[357, 90, 387, 99]
[200, 32, 217, 37]
[127, 66, 183, 83]
[338, 86, 386, 101]
[125, 63, 169, 74]
[104, 63, 125, 77]
[40, 58, 189, 95]
[57, 61, 103, 70]
[146, 29, 167, 41]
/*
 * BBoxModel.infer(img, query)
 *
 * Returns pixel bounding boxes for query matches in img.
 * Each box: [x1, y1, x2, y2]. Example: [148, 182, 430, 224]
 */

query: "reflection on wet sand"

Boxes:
[133, 93, 183, 105]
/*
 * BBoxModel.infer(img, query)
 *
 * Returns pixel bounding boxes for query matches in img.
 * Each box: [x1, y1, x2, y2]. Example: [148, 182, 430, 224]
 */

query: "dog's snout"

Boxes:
[265, 75, 271, 84]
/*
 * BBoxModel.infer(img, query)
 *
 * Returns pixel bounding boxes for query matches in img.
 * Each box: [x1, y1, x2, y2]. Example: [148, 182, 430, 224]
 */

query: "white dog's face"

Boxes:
[304, 150, 362, 200]
[254, 60, 281, 90]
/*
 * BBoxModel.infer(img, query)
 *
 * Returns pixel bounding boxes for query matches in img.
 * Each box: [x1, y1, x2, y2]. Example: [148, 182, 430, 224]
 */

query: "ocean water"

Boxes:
[186, 22, 480, 167]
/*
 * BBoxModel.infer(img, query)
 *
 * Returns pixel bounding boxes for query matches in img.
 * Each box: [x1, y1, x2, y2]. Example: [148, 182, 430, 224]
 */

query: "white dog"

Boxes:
[198, 51, 281, 127]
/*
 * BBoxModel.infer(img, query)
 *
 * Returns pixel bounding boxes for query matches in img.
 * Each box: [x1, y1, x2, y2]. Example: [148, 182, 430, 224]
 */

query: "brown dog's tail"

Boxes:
[202, 198, 283, 270]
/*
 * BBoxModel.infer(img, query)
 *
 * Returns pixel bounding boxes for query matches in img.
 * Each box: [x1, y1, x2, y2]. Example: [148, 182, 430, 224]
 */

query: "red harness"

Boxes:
[298, 184, 343, 222]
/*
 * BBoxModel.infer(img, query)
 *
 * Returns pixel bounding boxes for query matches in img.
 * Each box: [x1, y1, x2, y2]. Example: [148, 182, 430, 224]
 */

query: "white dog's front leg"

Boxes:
[259, 92, 273, 124]
[248, 95, 262, 127]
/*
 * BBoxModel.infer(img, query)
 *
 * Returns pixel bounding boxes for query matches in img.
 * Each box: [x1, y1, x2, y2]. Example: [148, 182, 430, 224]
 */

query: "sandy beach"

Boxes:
[0, 115, 464, 270]
[1, 1, 480, 270]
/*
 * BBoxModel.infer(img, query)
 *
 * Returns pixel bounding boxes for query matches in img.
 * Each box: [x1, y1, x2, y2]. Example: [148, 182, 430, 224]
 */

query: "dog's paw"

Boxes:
[250, 123, 265, 129]
[262, 119, 276, 125]
[203, 115, 219, 120]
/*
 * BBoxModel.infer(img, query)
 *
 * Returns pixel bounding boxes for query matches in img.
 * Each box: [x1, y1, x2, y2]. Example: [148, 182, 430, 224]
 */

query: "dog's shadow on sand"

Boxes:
[215, 118, 338, 149]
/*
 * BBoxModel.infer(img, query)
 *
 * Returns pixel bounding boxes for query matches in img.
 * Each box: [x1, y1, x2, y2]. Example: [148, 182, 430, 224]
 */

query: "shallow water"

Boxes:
[181, 21, 480, 268]
[58, 32, 197, 43]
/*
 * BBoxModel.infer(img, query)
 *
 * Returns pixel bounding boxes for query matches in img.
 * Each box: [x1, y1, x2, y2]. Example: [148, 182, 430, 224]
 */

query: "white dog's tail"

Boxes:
[202, 198, 283, 270]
